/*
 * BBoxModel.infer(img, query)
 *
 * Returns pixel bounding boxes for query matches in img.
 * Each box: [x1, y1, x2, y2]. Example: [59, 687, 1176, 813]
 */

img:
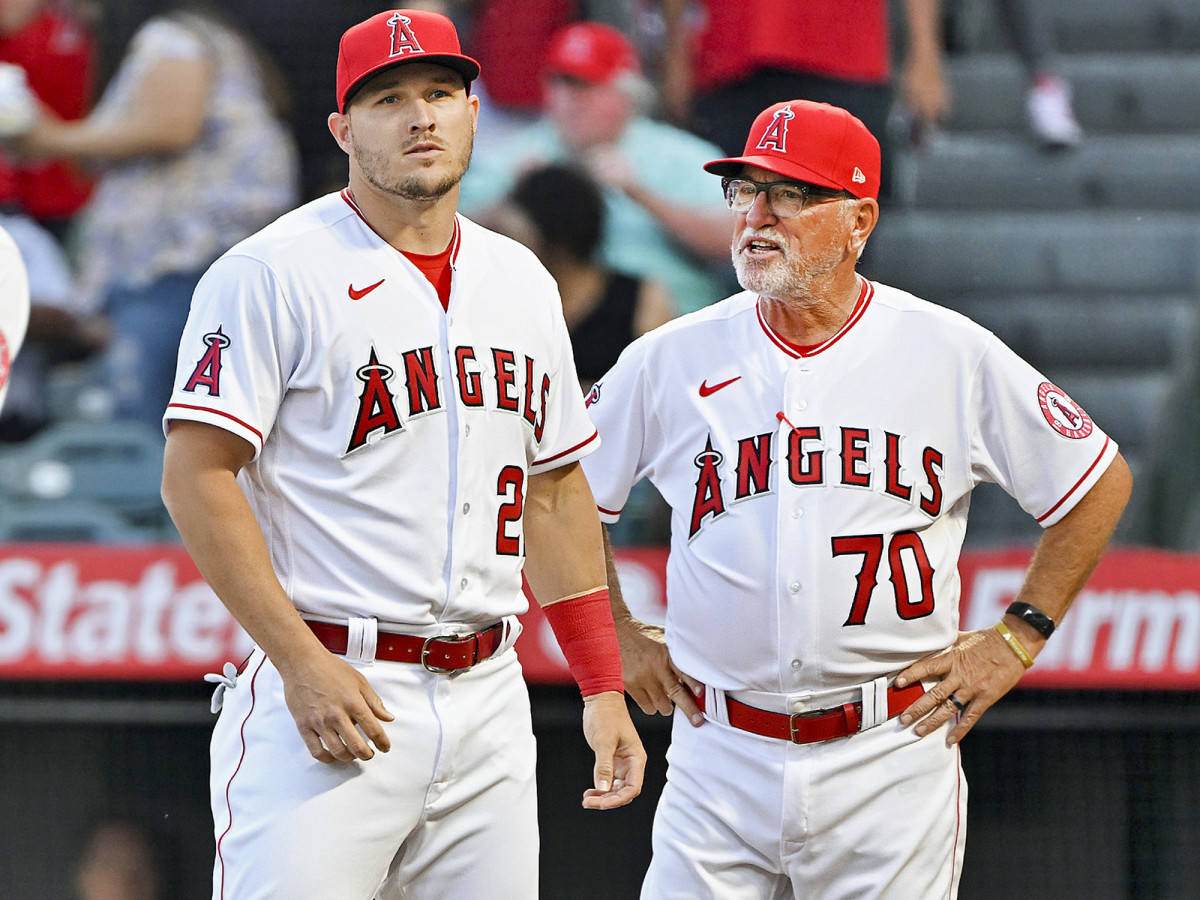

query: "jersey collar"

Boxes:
[757, 276, 873, 358]
[339, 188, 463, 266]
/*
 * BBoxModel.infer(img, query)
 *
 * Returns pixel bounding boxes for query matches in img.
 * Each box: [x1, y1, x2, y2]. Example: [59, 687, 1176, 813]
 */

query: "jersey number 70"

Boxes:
[831, 532, 935, 625]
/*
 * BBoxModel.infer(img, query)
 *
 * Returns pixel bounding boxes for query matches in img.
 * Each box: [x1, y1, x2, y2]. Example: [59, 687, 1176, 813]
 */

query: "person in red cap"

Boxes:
[579, 98, 1130, 897]
[160, 9, 645, 900]
[460, 20, 732, 316]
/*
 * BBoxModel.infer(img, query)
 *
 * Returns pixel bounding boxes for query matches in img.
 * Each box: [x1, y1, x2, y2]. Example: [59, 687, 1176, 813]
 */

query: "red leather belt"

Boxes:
[701, 681, 926, 744]
[306, 620, 505, 673]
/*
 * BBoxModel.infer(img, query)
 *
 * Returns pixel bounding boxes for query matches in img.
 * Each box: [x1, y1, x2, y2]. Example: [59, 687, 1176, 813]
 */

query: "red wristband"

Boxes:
[540, 587, 624, 697]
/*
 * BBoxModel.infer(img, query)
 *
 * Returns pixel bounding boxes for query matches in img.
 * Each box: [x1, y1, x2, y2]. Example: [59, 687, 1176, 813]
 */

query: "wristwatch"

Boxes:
[1006, 601, 1056, 639]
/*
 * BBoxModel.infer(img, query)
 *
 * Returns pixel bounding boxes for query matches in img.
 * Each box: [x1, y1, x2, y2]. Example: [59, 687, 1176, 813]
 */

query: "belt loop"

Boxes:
[345, 617, 378, 664]
[858, 676, 890, 731]
[705, 685, 729, 726]
[495, 614, 522, 656]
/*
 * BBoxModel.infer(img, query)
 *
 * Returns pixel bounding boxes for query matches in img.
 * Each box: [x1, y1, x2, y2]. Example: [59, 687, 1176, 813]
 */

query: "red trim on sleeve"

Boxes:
[535, 428, 599, 466]
[166, 403, 264, 446]
[1036, 436, 1112, 523]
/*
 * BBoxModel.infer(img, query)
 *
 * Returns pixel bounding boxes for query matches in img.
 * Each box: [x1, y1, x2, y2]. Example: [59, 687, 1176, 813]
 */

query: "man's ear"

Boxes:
[849, 198, 880, 259]
[327, 111, 353, 154]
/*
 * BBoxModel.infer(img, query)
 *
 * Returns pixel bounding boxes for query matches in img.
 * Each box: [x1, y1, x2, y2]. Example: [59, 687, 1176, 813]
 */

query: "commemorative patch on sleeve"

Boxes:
[1037, 381, 1093, 439]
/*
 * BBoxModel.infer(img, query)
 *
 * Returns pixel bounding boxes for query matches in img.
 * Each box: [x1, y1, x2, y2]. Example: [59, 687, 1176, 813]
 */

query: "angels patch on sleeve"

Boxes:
[1037, 382, 1093, 439]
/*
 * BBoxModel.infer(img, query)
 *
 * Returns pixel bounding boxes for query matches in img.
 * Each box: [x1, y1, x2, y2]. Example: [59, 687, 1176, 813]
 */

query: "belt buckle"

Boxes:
[421, 631, 480, 674]
[788, 712, 805, 744]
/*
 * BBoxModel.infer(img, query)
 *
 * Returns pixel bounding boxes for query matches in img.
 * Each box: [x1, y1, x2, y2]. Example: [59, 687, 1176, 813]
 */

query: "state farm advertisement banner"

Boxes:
[1, 543, 1198, 689]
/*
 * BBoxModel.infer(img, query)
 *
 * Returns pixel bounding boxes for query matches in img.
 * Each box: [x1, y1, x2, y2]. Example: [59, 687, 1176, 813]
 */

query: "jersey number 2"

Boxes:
[831, 532, 935, 625]
[496, 465, 525, 556]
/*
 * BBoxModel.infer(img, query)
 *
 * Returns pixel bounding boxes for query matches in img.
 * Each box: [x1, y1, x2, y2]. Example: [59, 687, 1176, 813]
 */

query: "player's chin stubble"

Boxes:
[358, 140, 474, 203]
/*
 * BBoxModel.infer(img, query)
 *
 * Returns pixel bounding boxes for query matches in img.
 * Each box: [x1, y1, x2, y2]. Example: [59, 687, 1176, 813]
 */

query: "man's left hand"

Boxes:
[894, 626, 1029, 744]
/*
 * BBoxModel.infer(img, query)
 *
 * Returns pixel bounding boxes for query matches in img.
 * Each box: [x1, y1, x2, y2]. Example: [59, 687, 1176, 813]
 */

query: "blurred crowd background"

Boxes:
[1, 0, 1199, 897]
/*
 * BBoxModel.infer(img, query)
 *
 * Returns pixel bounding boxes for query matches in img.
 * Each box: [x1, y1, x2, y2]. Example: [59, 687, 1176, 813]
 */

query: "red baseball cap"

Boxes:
[336, 9, 481, 113]
[543, 22, 641, 85]
[704, 100, 881, 200]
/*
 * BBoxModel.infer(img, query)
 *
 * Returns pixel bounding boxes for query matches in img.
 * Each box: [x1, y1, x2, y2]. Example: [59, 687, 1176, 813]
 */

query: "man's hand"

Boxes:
[278, 649, 395, 764]
[580, 691, 646, 810]
[894, 626, 1027, 745]
[616, 618, 704, 727]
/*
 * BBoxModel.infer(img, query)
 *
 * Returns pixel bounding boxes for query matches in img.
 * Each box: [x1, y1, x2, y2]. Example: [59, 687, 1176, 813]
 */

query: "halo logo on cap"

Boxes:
[388, 13, 424, 57]
[755, 105, 795, 153]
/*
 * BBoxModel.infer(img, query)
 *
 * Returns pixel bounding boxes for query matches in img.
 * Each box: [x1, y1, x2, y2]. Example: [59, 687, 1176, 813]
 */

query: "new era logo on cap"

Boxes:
[704, 99, 881, 200]
[336, 8, 481, 112]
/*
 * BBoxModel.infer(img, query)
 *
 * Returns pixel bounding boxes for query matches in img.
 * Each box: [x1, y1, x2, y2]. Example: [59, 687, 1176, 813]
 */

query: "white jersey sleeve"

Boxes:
[166, 252, 298, 455]
[969, 334, 1116, 526]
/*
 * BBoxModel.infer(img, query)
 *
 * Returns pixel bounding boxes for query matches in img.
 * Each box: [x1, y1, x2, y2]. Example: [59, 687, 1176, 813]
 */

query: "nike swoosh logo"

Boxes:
[348, 278, 385, 300]
[699, 376, 741, 397]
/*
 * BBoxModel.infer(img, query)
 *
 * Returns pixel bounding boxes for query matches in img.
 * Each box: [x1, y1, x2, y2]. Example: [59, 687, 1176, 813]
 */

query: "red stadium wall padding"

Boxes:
[0, 543, 1198, 689]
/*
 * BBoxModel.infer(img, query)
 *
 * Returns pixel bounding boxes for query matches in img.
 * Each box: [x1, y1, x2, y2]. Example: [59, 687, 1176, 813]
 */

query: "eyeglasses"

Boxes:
[722, 177, 851, 217]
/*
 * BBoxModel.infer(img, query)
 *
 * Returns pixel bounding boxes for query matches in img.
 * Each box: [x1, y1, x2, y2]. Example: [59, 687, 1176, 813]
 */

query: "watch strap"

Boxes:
[1006, 601, 1056, 639]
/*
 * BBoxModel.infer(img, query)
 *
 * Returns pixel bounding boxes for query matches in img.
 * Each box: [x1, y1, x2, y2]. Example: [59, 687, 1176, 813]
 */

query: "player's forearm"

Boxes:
[162, 434, 329, 677]
[601, 525, 648, 639]
[523, 462, 608, 604]
[1006, 453, 1132, 652]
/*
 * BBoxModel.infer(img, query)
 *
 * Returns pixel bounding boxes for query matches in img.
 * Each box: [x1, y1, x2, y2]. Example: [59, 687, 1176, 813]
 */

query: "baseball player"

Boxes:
[159, 10, 644, 900]
[581, 99, 1131, 898]
[0, 223, 30, 413]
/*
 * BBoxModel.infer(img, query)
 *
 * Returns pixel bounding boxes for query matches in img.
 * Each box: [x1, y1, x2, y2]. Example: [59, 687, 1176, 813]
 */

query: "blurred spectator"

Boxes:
[656, 0, 950, 197]
[0, 220, 29, 414]
[494, 163, 674, 392]
[15, 3, 299, 428]
[460, 20, 731, 316]
[0, 209, 101, 439]
[0, 0, 95, 239]
[464, 0, 578, 153]
[991, 0, 1082, 149]
[72, 810, 182, 900]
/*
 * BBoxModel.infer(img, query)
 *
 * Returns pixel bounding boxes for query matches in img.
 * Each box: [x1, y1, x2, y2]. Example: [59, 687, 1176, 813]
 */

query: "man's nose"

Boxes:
[744, 190, 777, 227]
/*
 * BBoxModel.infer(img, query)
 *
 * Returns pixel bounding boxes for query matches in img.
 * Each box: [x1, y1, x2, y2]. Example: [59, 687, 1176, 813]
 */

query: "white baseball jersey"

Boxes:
[583, 277, 1117, 695]
[166, 190, 597, 629]
[0, 224, 29, 413]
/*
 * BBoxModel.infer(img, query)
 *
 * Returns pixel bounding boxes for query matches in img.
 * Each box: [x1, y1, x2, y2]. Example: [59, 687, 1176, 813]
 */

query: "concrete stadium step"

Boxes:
[861, 211, 1200, 298]
[948, 0, 1200, 54]
[945, 55, 1200, 133]
[894, 135, 1200, 211]
[938, 294, 1196, 372]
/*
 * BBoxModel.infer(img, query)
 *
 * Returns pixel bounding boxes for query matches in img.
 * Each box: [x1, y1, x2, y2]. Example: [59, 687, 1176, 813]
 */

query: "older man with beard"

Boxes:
[580, 99, 1130, 898]
[160, 10, 644, 900]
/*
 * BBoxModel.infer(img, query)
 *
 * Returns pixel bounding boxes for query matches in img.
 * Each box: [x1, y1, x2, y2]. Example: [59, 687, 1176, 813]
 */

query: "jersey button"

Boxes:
[460, 578, 469, 589]
[791, 507, 803, 519]
[790, 659, 801, 670]
[462, 502, 471, 515]
[795, 401, 807, 412]
[788, 581, 801, 593]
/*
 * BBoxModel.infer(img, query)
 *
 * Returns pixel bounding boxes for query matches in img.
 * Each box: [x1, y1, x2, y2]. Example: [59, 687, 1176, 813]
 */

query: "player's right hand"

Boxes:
[615, 618, 704, 726]
[280, 650, 395, 764]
